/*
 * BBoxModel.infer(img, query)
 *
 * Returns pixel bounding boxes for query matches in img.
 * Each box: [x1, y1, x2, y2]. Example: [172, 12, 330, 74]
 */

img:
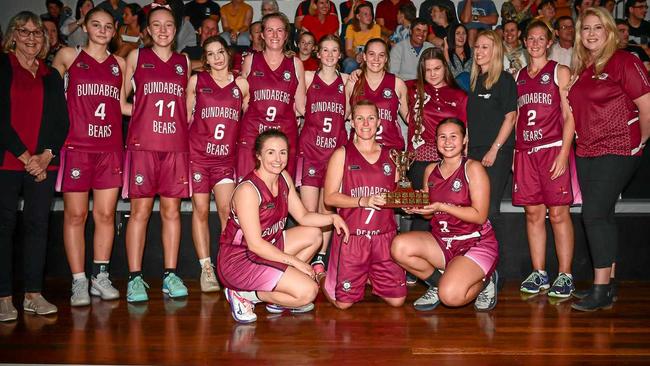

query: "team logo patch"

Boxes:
[254, 71, 264, 77]
[594, 73, 609, 80]
[540, 73, 551, 85]
[283, 71, 291, 81]
[141, 63, 155, 69]
[232, 87, 240, 99]
[307, 167, 316, 177]
[76, 62, 89, 70]
[134, 174, 145, 186]
[110, 64, 120, 76]
[174, 64, 184, 76]
[193, 172, 202, 183]
[382, 88, 393, 99]
[70, 168, 81, 180]
[517, 79, 526, 85]
[201, 87, 213, 94]
[342, 280, 352, 292]
[478, 93, 492, 99]
[338, 83, 344, 94]
[349, 165, 361, 170]
[382, 163, 392, 176]
[451, 178, 462, 192]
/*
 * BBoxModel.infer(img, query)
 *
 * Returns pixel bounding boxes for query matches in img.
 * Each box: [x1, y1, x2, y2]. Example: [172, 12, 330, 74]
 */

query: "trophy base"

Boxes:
[381, 187, 429, 208]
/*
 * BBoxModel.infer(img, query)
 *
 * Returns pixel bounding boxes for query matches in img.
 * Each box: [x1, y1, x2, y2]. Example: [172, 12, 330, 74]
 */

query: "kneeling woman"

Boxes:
[323, 100, 407, 309]
[391, 118, 499, 312]
[218, 130, 349, 323]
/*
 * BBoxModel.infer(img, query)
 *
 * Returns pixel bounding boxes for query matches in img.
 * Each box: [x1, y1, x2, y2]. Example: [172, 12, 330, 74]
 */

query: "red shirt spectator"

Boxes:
[294, 0, 338, 29]
[376, 0, 414, 33]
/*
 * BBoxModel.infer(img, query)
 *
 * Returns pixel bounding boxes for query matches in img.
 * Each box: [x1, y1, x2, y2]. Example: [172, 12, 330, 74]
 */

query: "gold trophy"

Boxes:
[382, 150, 429, 208]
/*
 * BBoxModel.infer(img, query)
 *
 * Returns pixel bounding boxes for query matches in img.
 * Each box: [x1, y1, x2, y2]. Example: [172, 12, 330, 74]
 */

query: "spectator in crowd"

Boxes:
[0, 11, 69, 321]
[603, 0, 617, 13]
[376, 0, 415, 36]
[502, 20, 527, 75]
[220, 0, 253, 46]
[427, 3, 455, 47]
[626, 0, 650, 48]
[230, 20, 263, 75]
[501, 0, 534, 25]
[574, 0, 595, 16]
[41, 0, 67, 31]
[248, 21, 264, 52]
[390, 18, 434, 83]
[616, 18, 650, 70]
[183, 17, 219, 70]
[297, 32, 319, 71]
[61, 0, 94, 48]
[389, 3, 417, 46]
[536, 0, 557, 26]
[444, 23, 473, 90]
[340, 0, 373, 44]
[96, 0, 127, 24]
[261, 0, 280, 16]
[294, 0, 338, 30]
[549, 16, 574, 66]
[42, 18, 64, 66]
[459, 0, 499, 44]
[113, 3, 143, 58]
[184, 0, 220, 30]
[420, 0, 458, 26]
[343, 3, 382, 73]
[301, 0, 340, 42]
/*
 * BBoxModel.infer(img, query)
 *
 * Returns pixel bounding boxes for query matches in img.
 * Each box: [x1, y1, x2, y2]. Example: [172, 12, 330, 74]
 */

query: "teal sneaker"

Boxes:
[162, 273, 188, 298]
[127, 276, 150, 303]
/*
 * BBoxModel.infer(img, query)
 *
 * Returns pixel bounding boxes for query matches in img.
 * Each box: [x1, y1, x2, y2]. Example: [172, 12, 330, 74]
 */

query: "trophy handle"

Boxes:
[390, 149, 400, 165]
[407, 151, 416, 168]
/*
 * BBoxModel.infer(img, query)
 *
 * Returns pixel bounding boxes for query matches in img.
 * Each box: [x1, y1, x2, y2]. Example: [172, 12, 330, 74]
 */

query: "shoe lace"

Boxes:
[476, 289, 489, 305]
[166, 274, 185, 289]
[233, 291, 254, 314]
[553, 275, 571, 288]
[421, 287, 439, 301]
[96, 274, 113, 288]
[202, 263, 217, 281]
[72, 279, 87, 294]
[525, 271, 544, 285]
[130, 277, 149, 291]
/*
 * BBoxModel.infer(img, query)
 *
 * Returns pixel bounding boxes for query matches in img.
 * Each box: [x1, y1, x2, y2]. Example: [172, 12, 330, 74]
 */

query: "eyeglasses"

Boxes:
[15, 28, 44, 38]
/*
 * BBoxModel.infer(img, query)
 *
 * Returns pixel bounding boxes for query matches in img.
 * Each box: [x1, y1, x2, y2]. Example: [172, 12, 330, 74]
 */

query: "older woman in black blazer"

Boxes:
[0, 11, 69, 322]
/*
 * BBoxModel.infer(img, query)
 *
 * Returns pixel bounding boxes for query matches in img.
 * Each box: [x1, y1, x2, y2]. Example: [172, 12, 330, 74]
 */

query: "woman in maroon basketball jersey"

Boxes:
[236, 12, 306, 181]
[568, 8, 650, 311]
[514, 20, 577, 299]
[298, 34, 350, 277]
[122, 5, 191, 302]
[186, 36, 250, 293]
[347, 38, 410, 151]
[52, 7, 127, 306]
[391, 118, 500, 312]
[218, 130, 349, 323]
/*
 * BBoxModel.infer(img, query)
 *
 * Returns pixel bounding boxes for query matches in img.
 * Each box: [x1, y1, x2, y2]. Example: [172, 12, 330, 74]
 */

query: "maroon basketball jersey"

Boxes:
[239, 53, 299, 146]
[568, 50, 650, 157]
[299, 73, 347, 159]
[189, 72, 241, 165]
[515, 61, 564, 150]
[427, 159, 482, 237]
[220, 171, 289, 248]
[408, 84, 467, 161]
[127, 48, 189, 152]
[64, 50, 123, 152]
[351, 73, 404, 151]
[338, 141, 397, 236]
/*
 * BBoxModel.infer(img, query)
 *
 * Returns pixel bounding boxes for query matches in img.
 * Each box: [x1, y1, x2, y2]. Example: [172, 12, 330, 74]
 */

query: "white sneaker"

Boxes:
[200, 263, 220, 293]
[265, 302, 315, 314]
[90, 272, 120, 300]
[413, 286, 440, 311]
[475, 270, 498, 311]
[71, 278, 90, 307]
[224, 288, 257, 323]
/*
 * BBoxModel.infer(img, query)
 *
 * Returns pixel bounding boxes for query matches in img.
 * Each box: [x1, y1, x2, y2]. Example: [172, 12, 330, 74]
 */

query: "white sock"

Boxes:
[239, 291, 262, 304]
[561, 272, 573, 279]
[72, 272, 86, 282]
[538, 270, 548, 276]
[199, 257, 211, 267]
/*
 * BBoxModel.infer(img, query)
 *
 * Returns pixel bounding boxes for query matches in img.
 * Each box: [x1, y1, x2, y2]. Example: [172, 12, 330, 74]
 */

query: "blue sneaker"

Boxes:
[548, 273, 575, 298]
[127, 276, 150, 303]
[265, 303, 315, 314]
[520, 270, 550, 294]
[162, 273, 188, 298]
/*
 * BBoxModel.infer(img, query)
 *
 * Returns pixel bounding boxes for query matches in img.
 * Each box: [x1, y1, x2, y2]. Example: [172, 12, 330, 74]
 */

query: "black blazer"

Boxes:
[0, 52, 69, 167]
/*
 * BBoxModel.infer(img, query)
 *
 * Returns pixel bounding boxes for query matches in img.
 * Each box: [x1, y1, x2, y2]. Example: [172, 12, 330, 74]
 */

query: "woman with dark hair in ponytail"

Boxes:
[346, 38, 409, 152]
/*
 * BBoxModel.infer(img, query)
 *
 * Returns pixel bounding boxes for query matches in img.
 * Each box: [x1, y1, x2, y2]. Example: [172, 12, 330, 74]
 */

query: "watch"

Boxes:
[472, 14, 479, 22]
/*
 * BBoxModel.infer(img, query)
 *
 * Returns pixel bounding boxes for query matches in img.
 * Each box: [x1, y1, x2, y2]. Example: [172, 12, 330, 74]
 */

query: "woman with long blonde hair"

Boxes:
[567, 7, 650, 311]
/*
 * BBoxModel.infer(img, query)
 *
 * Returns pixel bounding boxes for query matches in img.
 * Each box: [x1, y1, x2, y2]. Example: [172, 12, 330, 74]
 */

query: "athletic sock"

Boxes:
[72, 272, 86, 282]
[423, 270, 440, 288]
[129, 271, 143, 281]
[538, 269, 548, 276]
[561, 272, 573, 279]
[92, 261, 110, 277]
[239, 291, 262, 304]
[163, 268, 176, 279]
[199, 257, 211, 268]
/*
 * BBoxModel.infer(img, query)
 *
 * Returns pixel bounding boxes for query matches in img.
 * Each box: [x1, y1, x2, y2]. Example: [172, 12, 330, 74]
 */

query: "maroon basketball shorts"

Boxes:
[190, 159, 235, 194]
[512, 144, 573, 206]
[217, 233, 288, 292]
[56, 149, 123, 192]
[324, 231, 407, 304]
[295, 155, 327, 188]
[122, 150, 190, 199]
[433, 221, 499, 279]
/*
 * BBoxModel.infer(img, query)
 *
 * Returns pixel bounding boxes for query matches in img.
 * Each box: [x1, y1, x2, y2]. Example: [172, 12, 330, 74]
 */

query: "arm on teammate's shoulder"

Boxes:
[235, 76, 250, 111]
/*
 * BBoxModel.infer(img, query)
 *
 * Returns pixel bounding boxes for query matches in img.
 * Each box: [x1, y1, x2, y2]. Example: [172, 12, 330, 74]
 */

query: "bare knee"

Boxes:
[160, 205, 180, 222]
[192, 203, 209, 222]
[383, 297, 405, 307]
[306, 226, 322, 248]
[391, 235, 412, 262]
[129, 207, 152, 223]
[65, 208, 88, 226]
[525, 207, 546, 225]
[333, 301, 354, 310]
[93, 209, 114, 227]
[438, 284, 468, 308]
[298, 281, 319, 305]
[548, 207, 570, 226]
